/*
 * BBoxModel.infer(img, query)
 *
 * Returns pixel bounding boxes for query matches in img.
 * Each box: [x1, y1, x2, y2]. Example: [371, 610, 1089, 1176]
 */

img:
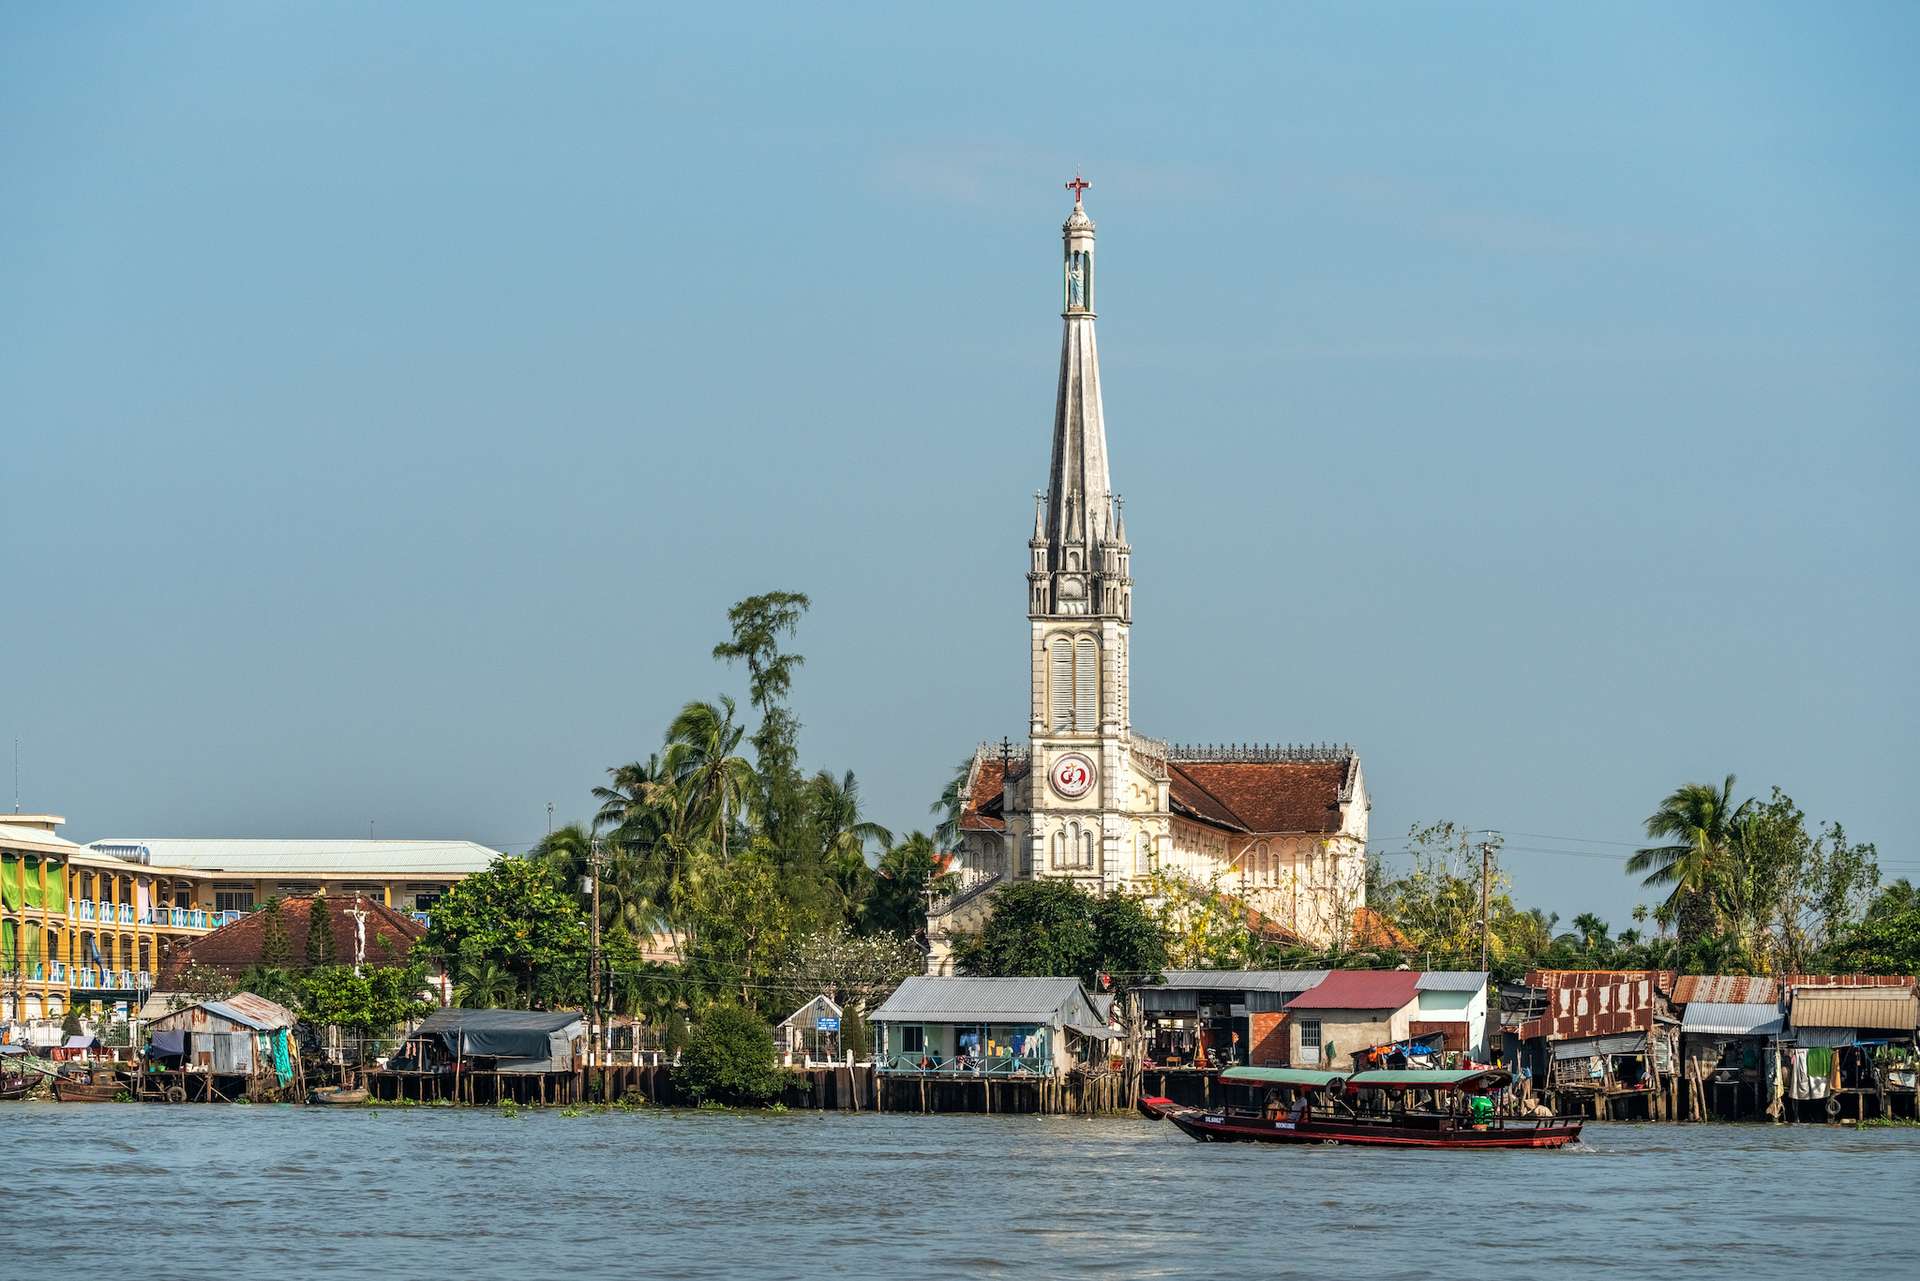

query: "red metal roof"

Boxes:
[1285, 970, 1420, 1011]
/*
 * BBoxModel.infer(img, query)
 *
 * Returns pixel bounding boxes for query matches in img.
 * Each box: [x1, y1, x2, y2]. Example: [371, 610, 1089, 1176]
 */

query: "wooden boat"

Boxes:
[0, 1076, 37, 1102]
[307, 1085, 369, 1106]
[53, 1073, 126, 1103]
[1155, 1066, 1583, 1150]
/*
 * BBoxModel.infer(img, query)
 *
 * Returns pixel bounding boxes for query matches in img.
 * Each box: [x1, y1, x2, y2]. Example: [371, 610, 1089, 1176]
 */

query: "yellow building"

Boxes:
[1, 821, 503, 1035]
[1, 815, 81, 1027]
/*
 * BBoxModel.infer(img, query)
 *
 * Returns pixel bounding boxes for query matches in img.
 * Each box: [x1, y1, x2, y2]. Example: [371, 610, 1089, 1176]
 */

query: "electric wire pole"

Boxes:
[1477, 834, 1499, 972]
[586, 838, 604, 1076]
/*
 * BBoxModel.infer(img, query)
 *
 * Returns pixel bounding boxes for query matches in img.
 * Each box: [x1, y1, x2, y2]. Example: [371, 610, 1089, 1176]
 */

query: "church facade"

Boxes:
[927, 183, 1370, 973]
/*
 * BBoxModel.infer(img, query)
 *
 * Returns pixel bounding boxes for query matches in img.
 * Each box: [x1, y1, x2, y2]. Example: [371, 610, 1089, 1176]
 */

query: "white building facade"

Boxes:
[928, 184, 1370, 972]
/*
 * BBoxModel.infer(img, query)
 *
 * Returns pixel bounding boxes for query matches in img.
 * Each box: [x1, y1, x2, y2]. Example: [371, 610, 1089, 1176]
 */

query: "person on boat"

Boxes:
[1288, 1094, 1311, 1124]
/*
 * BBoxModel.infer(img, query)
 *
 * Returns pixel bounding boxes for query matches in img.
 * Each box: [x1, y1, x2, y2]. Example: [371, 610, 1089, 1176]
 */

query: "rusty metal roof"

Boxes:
[1517, 971, 1675, 1040]
[1672, 975, 1779, 1006]
[1790, 987, 1919, 1032]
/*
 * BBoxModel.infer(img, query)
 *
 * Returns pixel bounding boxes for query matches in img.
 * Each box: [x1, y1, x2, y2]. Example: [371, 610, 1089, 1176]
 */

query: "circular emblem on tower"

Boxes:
[1049, 752, 1096, 800]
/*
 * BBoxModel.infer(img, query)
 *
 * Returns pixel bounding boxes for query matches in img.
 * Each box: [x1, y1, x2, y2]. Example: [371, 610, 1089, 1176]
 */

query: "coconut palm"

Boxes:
[812, 769, 891, 912]
[663, 696, 756, 859]
[929, 758, 974, 849]
[1628, 775, 1744, 945]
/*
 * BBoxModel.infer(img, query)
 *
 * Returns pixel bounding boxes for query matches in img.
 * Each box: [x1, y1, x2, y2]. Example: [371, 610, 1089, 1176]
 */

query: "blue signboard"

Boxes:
[816, 1016, 840, 1032]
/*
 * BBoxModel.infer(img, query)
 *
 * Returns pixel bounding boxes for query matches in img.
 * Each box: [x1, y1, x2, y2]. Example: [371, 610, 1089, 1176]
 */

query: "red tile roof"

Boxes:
[160, 895, 426, 984]
[1170, 760, 1350, 834]
[1286, 969, 1420, 1011]
[959, 757, 1020, 833]
[962, 751, 1353, 837]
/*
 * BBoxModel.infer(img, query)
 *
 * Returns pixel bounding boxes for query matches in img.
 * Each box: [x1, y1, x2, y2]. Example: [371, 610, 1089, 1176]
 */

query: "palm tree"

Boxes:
[1628, 775, 1743, 946]
[813, 769, 892, 911]
[1570, 912, 1611, 954]
[663, 696, 756, 859]
[454, 956, 518, 1009]
[929, 758, 974, 849]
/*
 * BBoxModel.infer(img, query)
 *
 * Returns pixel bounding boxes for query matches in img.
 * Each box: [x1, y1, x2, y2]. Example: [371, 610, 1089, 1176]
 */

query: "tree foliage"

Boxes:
[423, 856, 589, 1009]
[954, 879, 1164, 987]
[672, 1003, 791, 1105]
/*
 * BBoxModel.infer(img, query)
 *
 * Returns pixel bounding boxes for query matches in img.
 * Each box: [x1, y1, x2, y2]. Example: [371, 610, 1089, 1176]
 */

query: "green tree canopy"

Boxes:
[673, 1003, 791, 1105]
[422, 856, 589, 1009]
[954, 879, 1164, 988]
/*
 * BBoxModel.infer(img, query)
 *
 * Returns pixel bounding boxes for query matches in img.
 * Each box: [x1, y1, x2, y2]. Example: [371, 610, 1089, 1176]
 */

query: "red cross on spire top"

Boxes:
[1065, 173, 1090, 204]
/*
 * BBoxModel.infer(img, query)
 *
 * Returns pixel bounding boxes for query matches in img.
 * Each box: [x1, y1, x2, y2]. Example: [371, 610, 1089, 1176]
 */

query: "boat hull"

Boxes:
[308, 1087, 369, 1106]
[53, 1078, 125, 1103]
[1163, 1106, 1581, 1149]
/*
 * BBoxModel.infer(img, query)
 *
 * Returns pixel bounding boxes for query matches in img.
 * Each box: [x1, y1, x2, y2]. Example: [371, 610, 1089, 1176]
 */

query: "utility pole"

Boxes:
[547, 801, 554, 836]
[586, 838, 604, 1073]
[1477, 833, 1498, 972]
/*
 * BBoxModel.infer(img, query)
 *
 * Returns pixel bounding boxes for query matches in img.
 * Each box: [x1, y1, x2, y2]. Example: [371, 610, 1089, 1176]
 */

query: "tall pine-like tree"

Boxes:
[303, 894, 336, 968]
[259, 897, 292, 967]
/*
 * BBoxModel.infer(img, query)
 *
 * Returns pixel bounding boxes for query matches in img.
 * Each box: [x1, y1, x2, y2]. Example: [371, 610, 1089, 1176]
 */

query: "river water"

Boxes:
[9, 1104, 1915, 1278]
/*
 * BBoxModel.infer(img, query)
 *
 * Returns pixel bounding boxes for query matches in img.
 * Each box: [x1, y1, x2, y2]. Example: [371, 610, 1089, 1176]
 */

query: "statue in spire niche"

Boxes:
[1066, 258, 1085, 309]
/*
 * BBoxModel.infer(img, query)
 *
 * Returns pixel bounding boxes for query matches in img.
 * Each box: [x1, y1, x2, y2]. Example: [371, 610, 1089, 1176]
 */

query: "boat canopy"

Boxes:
[1219, 1066, 1348, 1089]
[1349, 1068, 1512, 1092]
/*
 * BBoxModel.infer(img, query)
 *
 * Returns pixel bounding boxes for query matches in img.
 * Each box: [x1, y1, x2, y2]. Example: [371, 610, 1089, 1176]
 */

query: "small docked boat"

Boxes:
[0, 1076, 37, 1102]
[53, 1073, 126, 1103]
[1153, 1066, 1582, 1150]
[307, 1085, 369, 1107]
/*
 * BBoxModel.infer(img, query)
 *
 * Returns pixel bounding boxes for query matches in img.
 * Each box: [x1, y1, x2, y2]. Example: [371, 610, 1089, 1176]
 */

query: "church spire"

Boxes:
[1032, 175, 1129, 621]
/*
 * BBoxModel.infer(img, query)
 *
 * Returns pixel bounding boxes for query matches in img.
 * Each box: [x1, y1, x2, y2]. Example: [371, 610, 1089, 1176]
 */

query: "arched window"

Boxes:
[1050, 829, 1066, 870]
[1048, 634, 1101, 732]
[1079, 827, 1095, 869]
[1073, 636, 1098, 730]
[1048, 638, 1073, 730]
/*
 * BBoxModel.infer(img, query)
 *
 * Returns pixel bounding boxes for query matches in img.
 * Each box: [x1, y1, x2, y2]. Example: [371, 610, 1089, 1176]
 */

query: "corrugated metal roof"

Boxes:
[1790, 987, 1919, 1032]
[0, 822, 84, 855]
[85, 838, 503, 875]
[871, 976, 1097, 1025]
[1672, 975, 1779, 1005]
[1414, 971, 1488, 992]
[1519, 970, 1673, 1040]
[1151, 969, 1329, 993]
[1681, 1002, 1784, 1036]
[152, 992, 296, 1032]
[1550, 1031, 1647, 1059]
[1285, 970, 1420, 1011]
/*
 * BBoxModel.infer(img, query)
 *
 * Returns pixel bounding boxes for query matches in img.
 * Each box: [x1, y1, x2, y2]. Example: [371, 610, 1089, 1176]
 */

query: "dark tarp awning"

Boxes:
[412, 1009, 583, 1059]
[148, 1030, 187, 1056]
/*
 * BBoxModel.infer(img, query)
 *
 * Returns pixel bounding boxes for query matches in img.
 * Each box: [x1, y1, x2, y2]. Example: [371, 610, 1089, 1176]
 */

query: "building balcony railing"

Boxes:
[140, 907, 214, 930]
[69, 967, 152, 992]
[876, 1053, 1053, 1077]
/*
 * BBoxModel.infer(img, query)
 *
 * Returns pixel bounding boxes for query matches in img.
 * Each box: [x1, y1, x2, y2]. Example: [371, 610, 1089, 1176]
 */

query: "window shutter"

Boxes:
[1049, 639, 1073, 730]
[1073, 635, 1098, 730]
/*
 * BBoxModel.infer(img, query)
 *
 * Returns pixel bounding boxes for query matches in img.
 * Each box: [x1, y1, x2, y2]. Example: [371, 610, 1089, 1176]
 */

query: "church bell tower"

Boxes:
[1023, 176, 1134, 883]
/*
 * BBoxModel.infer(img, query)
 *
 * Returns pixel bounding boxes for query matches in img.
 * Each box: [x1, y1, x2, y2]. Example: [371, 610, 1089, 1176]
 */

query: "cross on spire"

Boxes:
[1065, 174, 1090, 204]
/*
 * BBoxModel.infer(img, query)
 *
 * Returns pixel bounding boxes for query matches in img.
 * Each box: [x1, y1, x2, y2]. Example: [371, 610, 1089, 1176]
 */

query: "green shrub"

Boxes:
[673, 1004, 790, 1106]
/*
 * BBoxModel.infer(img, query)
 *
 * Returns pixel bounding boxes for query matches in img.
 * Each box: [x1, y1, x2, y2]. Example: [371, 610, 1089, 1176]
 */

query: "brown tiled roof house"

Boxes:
[160, 895, 427, 985]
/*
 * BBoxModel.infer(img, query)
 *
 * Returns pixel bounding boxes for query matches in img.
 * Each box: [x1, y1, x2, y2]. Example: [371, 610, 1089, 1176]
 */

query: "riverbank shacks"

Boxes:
[871, 977, 1113, 1078]
[143, 993, 299, 1101]
[1673, 976, 1785, 1120]
[1782, 979, 1919, 1120]
[1281, 970, 1422, 1070]
[1135, 970, 1328, 1068]
[399, 1009, 585, 1073]
[1410, 971, 1492, 1060]
[1518, 970, 1679, 1119]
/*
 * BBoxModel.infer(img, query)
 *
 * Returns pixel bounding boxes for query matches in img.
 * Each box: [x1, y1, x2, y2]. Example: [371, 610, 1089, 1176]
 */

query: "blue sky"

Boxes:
[4, 3, 1915, 924]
